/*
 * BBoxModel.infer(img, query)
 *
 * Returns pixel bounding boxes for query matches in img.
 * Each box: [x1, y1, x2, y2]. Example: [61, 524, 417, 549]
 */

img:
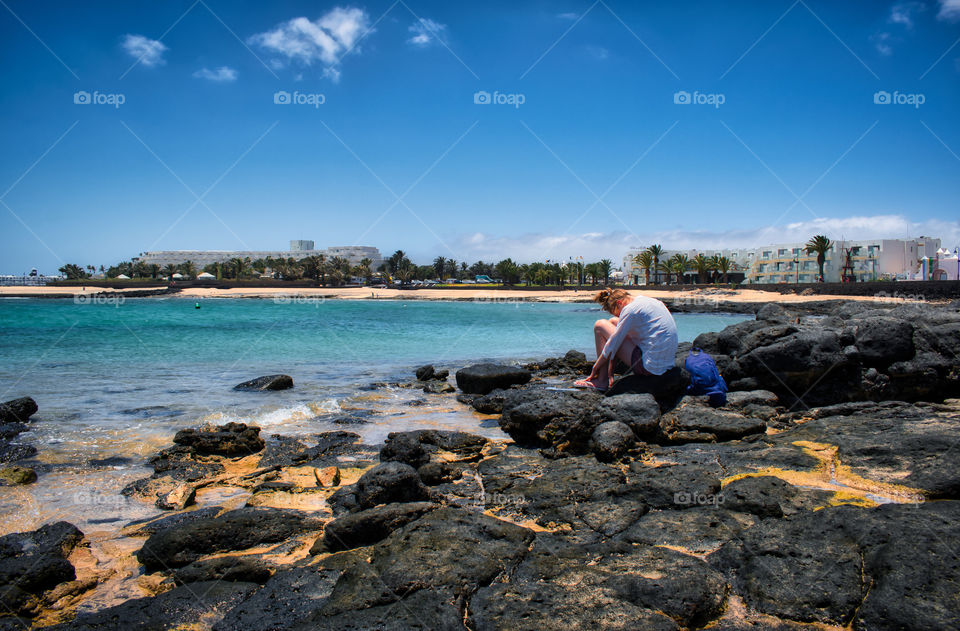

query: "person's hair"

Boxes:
[594, 287, 631, 313]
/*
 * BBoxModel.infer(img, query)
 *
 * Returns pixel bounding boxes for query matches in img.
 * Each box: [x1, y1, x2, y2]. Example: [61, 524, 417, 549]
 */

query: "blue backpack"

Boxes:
[685, 348, 728, 407]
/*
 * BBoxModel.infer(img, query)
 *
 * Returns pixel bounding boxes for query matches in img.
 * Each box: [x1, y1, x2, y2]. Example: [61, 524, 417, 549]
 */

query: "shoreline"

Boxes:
[0, 284, 932, 307]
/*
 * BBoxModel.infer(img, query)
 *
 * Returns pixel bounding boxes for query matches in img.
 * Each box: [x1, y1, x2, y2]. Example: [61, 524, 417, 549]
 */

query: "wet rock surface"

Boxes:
[0, 522, 84, 618]
[173, 422, 265, 457]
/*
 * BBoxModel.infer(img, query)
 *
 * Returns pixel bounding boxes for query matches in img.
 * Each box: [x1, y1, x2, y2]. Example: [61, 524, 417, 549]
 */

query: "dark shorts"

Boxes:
[630, 346, 649, 375]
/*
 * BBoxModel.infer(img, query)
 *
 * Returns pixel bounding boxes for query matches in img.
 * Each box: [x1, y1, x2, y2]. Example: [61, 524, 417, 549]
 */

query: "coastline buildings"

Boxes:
[134, 241, 383, 270]
[621, 237, 942, 284]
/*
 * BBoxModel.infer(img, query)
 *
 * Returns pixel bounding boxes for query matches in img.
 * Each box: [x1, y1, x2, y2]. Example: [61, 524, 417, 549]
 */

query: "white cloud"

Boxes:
[248, 7, 370, 78]
[122, 34, 167, 67]
[447, 215, 960, 264]
[407, 18, 448, 47]
[889, 2, 924, 28]
[938, 0, 960, 21]
[585, 45, 610, 60]
[872, 32, 893, 56]
[192, 66, 237, 82]
[557, 12, 579, 20]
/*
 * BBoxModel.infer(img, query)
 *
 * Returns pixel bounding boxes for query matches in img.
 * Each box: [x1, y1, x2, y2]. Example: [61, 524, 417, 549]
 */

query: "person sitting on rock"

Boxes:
[574, 288, 679, 392]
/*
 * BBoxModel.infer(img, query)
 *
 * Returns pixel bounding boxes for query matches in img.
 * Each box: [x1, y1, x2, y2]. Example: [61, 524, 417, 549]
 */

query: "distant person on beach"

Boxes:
[575, 288, 679, 392]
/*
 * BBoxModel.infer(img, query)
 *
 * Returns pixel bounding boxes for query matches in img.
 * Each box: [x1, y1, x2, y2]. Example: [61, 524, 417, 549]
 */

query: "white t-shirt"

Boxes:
[600, 295, 679, 375]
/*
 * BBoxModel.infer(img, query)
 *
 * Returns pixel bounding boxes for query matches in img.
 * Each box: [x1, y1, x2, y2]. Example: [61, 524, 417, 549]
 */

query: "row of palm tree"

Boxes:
[632, 246, 734, 285]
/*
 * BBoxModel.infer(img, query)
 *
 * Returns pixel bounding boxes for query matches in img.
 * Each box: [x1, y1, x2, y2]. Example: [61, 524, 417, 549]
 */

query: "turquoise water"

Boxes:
[0, 298, 750, 531]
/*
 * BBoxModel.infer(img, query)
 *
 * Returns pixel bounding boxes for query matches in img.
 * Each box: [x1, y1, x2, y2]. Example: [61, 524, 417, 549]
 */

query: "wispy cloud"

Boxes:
[192, 66, 238, 82]
[938, 0, 960, 21]
[889, 2, 924, 28]
[248, 7, 371, 80]
[122, 34, 167, 67]
[447, 215, 960, 263]
[557, 12, 579, 20]
[872, 31, 894, 56]
[407, 18, 448, 47]
[585, 45, 610, 60]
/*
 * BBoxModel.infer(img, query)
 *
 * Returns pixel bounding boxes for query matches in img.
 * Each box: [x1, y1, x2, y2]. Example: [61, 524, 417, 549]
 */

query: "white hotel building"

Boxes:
[134, 241, 383, 271]
[622, 237, 942, 284]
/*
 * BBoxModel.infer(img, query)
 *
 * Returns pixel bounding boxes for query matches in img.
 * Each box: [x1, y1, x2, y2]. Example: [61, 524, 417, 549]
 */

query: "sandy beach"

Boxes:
[0, 285, 903, 304]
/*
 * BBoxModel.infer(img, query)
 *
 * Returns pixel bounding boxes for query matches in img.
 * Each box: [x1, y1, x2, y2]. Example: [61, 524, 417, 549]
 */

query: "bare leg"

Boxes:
[577, 319, 639, 388]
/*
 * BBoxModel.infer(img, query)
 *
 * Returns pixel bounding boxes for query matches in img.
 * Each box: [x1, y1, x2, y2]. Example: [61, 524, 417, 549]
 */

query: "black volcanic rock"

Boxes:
[455, 363, 531, 394]
[0, 397, 37, 424]
[233, 375, 294, 391]
[173, 422, 265, 457]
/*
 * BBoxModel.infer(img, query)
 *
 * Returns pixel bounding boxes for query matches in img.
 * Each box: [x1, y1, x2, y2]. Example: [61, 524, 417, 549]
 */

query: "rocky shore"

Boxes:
[2, 299, 959, 629]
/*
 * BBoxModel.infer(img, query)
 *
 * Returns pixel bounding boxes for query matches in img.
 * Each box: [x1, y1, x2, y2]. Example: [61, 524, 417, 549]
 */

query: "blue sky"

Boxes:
[1, 0, 959, 274]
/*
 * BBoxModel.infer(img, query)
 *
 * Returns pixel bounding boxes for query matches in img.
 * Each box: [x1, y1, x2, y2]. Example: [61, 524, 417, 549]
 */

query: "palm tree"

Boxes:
[178, 261, 197, 279]
[692, 253, 714, 284]
[432, 257, 447, 281]
[301, 255, 324, 285]
[358, 258, 373, 283]
[713, 255, 732, 283]
[161, 264, 178, 279]
[805, 235, 833, 282]
[670, 253, 690, 284]
[597, 259, 613, 286]
[647, 244, 664, 284]
[633, 251, 653, 285]
[326, 256, 350, 286]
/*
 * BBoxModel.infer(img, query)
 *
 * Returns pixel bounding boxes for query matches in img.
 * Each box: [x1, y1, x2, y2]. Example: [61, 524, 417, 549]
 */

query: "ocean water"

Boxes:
[0, 298, 751, 532]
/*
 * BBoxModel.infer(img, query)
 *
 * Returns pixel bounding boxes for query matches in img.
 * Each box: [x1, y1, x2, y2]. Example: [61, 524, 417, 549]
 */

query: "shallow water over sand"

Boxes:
[0, 298, 752, 533]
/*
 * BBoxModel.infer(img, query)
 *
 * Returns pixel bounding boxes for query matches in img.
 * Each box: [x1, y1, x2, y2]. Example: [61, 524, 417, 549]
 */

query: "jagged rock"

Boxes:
[379, 430, 488, 469]
[137, 507, 325, 571]
[172, 556, 271, 585]
[592, 393, 661, 440]
[660, 402, 767, 443]
[233, 375, 294, 391]
[0, 443, 37, 464]
[455, 363, 531, 394]
[469, 581, 679, 631]
[296, 587, 464, 630]
[313, 502, 439, 552]
[155, 483, 196, 510]
[589, 421, 635, 462]
[421, 380, 455, 394]
[710, 501, 960, 629]
[414, 365, 449, 381]
[173, 422, 265, 457]
[0, 521, 83, 617]
[498, 388, 604, 452]
[623, 462, 723, 509]
[354, 462, 431, 510]
[618, 508, 759, 555]
[47, 581, 258, 631]
[605, 367, 685, 403]
[0, 466, 37, 485]
[0, 397, 38, 424]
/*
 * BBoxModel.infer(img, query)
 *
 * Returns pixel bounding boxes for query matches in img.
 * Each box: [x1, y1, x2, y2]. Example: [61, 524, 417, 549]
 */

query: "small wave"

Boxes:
[199, 399, 342, 430]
